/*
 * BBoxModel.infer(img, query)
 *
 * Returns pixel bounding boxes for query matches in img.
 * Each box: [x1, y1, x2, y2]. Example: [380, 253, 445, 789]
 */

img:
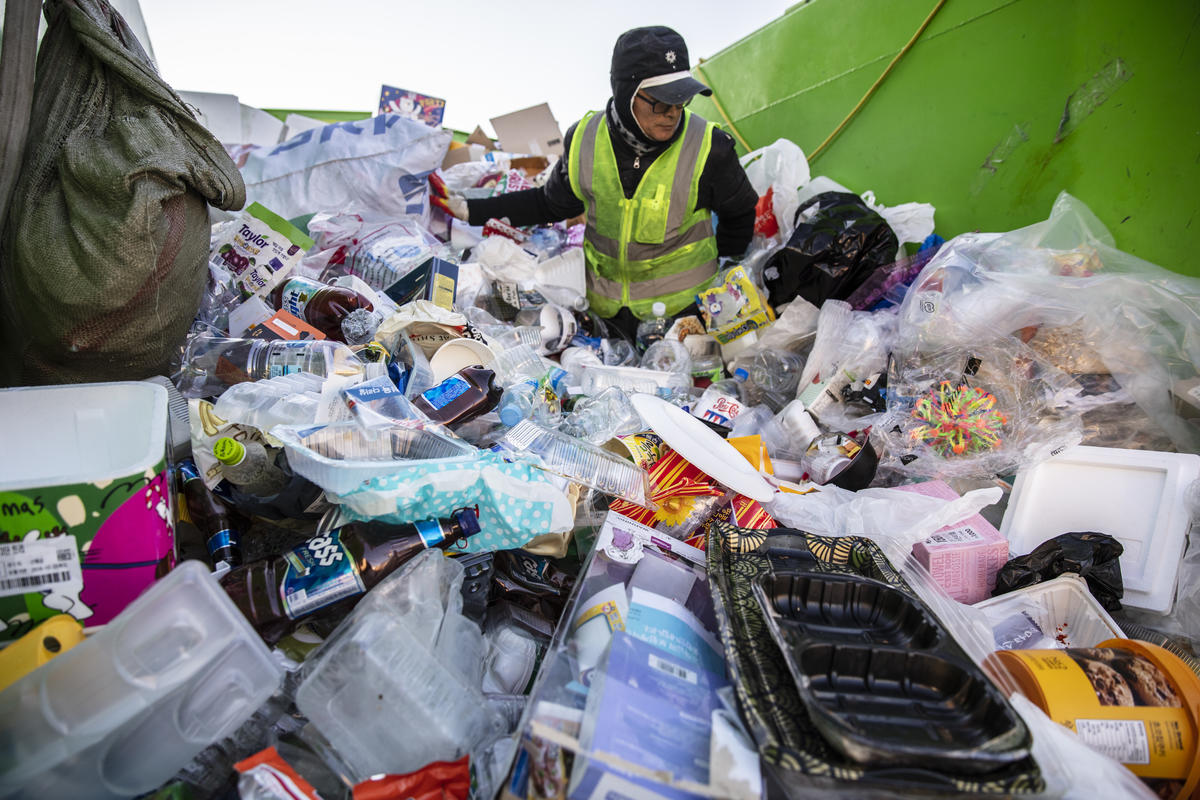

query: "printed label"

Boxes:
[280, 529, 365, 619]
[0, 536, 83, 599]
[205, 528, 241, 558]
[926, 525, 985, 547]
[1074, 719, 1150, 765]
[413, 519, 446, 548]
[496, 281, 521, 309]
[421, 375, 470, 411]
[277, 278, 315, 319]
[692, 391, 743, 427]
[647, 652, 698, 685]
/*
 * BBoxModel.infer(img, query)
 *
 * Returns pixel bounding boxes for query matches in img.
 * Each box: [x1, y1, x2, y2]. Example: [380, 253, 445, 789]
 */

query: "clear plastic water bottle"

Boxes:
[213, 437, 290, 497]
[177, 335, 364, 399]
[497, 369, 568, 427]
[749, 349, 805, 394]
[634, 301, 670, 353]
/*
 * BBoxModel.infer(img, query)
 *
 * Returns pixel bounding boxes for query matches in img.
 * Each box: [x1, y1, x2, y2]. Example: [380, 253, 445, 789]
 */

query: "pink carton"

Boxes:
[897, 480, 1009, 604]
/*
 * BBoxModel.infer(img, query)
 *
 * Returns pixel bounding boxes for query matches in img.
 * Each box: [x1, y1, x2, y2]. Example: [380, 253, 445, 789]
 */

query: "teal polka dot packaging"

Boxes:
[335, 450, 574, 552]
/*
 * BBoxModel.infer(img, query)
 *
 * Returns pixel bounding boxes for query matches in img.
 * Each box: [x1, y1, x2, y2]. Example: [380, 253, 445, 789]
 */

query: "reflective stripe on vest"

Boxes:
[567, 110, 718, 318]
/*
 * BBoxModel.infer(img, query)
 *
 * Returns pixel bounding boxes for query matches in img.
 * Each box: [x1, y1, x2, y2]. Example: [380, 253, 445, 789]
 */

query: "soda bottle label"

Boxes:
[277, 278, 316, 319]
[413, 519, 447, 548]
[420, 375, 470, 411]
[205, 528, 241, 558]
[280, 529, 365, 619]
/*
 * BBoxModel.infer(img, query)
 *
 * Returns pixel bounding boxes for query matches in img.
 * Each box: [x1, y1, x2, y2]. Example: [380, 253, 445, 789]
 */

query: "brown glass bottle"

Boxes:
[219, 508, 480, 644]
[178, 459, 243, 567]
[270, 276, 374, 342]
[413, 364, 502, 425]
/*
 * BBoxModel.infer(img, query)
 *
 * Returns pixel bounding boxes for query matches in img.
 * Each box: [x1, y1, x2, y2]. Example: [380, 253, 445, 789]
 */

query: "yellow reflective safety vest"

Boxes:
[567, 110, 719, 319]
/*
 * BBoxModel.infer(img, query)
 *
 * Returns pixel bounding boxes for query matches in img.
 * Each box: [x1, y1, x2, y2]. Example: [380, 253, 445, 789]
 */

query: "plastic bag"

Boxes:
[877, 340, 1084, 479]
[738, 138, 811, 244]
[993, 532, 1125, 611]
[762, 191, 899, 308]
[895, 192, 1200, 456]
[239, 113, 451, 221]
[304, 212, 440, 292]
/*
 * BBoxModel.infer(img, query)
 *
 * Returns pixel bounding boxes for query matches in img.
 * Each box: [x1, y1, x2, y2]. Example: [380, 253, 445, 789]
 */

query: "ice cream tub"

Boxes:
[0, 382, 174, 644]
[991, 639, 1200, 798]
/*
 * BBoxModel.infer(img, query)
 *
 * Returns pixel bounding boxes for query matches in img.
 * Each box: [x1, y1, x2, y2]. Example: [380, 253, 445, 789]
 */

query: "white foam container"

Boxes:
[973, 573, 1125, 649]
[1000, 445, 1200, 613]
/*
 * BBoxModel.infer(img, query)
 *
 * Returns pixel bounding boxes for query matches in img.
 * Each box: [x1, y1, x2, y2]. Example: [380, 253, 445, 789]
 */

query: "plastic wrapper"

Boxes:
[305, 212, 441, 292]
[993, 532, 1125, 612]
[877, 341, 1084, 479]
[894, 192, 1200, 457]
[762, 191, 899, 309]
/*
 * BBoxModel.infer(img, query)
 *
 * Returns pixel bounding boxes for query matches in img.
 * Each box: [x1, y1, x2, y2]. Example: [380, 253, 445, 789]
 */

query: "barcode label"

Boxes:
[647, 653, 697, 685]
[0, 536, 83, 600]
[503, 420, 541, 451]
[927, 525, 985, 546]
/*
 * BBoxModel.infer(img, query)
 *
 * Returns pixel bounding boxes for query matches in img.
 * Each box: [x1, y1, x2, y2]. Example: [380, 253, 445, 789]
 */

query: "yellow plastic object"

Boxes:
[0, 614, 85, 691]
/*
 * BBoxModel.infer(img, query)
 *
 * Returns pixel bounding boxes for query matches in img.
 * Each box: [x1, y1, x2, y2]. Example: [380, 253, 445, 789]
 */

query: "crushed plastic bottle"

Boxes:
[176, 336, 364, 399]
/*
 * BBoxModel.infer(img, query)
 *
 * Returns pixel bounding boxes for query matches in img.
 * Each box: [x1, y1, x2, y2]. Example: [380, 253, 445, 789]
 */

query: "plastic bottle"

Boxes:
[176, 336, 365, 399]
[413, 365, 502, 426]
[749, 349, 805, 394]
[635, 302, 670, 353]
[639, 338, 692, 374]
[496, 369, 569, 427]
[219, 508, 481, 645]
[213, 437, 290, 497]
[178, 459, 242, 567]
[270, 276, 376, 343]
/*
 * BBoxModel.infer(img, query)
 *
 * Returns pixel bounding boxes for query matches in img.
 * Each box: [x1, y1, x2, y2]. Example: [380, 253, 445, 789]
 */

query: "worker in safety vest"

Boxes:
[440, 26, 757, 341]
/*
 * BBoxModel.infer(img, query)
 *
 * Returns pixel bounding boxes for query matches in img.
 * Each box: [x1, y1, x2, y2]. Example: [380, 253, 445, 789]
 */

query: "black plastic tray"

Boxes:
[755, 570, 1030, 774]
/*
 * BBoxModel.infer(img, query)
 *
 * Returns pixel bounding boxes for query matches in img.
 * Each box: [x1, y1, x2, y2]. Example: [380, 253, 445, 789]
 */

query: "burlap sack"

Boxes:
[0, 0, 244, 385]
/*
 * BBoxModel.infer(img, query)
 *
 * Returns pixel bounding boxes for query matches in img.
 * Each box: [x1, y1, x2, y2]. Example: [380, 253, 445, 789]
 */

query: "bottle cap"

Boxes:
[734, 368, 749, 381]
[213, 437, 246, 466]
[651, 302, 667, 317]
[498, 403, 525, 427]
[453, 507, 482, 537]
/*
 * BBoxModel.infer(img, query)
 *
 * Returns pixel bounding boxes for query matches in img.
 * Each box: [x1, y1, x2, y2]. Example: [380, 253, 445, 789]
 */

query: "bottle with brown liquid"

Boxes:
[219, 508, 480, 644]
[178, 459, 243, 568]
[270, 276, 375, 343]
[413, 365, 502, 426]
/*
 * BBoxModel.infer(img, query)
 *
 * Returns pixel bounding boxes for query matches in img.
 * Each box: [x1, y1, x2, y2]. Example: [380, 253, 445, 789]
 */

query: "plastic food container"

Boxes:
[0, 382, 173, 642]
[754, 570, 1031, 773]
[974, 573, 1125, 650]
[992, 639, 1200, 798]
[1000, 445, 1200, 613]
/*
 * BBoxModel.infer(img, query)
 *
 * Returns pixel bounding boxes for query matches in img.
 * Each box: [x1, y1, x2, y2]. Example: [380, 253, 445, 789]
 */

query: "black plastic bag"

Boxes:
[992, 531, 1125, 611]
[762, 191, 899, 308]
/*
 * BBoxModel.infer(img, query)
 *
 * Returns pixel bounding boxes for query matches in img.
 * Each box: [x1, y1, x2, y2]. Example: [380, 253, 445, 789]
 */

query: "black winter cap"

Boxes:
[610, 26, 713, 105]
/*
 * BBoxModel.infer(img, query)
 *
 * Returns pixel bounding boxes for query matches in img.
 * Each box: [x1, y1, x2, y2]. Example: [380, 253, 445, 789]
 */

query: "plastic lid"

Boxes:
[651, 302, 667, 317]
[213, 437, 246, 466]
[453, 507, 482, 537]
[734, 368, 749, 381]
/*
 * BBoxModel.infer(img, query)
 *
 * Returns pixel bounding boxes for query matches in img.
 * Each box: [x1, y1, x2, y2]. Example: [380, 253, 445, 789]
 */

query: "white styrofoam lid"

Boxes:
[0, 382, 167, 490]
[1000, 445, 1200, 614]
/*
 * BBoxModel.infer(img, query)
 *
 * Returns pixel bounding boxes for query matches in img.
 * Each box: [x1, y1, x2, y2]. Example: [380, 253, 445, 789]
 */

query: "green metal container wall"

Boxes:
[689, 0, 1200, 275]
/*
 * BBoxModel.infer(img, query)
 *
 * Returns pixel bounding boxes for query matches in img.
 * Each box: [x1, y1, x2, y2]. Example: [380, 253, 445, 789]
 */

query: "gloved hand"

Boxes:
[428, 173, 470, 221]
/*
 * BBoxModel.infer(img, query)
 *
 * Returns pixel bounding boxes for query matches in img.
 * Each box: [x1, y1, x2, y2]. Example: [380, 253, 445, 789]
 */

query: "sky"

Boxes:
[136, 0, 794, 136]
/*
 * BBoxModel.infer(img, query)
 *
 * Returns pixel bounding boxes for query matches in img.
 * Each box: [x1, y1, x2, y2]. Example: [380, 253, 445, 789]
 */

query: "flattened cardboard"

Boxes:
[490, 103, 564, 157]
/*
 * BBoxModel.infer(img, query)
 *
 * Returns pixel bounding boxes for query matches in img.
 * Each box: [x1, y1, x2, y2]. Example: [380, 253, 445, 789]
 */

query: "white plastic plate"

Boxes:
[630, 393, 776, 502]
[1000, 445, 1200, 614]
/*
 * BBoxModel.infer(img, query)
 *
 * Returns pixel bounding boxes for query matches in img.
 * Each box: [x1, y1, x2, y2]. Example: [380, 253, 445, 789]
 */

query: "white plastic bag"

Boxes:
[239, 114, 451, 221]
[739, 138, 811, 243]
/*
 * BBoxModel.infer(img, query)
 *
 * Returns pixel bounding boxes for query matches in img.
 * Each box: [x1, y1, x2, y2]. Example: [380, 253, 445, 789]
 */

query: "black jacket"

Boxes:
[467, 117, 757, 259]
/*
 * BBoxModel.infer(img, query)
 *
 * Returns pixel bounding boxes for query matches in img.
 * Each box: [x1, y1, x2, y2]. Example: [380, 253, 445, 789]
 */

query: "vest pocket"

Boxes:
[633, 184, 668, 244]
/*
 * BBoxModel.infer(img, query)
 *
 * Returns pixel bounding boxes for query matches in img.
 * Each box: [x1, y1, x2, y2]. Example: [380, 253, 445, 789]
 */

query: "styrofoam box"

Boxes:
[1000, 445, 1200, 613]
[974, 573, 1125, 649]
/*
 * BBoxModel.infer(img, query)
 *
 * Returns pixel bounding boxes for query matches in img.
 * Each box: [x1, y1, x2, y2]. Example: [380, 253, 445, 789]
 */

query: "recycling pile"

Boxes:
[4, 112, 1200, 800]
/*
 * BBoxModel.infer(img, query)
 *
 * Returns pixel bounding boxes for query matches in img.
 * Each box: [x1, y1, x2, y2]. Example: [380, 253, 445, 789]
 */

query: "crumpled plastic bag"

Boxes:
[796, 175, 936, 248]
[895, 192, 1200, 456]
[240, 114, 451, 221]
[762, 191, 899, 308]
[993, 531, 1125, 611]
[739, 138, 811, 245]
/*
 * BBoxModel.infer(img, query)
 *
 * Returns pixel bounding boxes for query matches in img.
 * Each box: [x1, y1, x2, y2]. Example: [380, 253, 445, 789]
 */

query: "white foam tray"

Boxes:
[974, 573, 1125, 649]
[1000, 445, 1200, 614]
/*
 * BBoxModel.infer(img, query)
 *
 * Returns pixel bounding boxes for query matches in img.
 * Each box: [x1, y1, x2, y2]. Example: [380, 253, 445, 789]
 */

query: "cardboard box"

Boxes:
[898, 480, 1009, 604]
[382, 256, 459, 310]
[490, 103, 564, 157]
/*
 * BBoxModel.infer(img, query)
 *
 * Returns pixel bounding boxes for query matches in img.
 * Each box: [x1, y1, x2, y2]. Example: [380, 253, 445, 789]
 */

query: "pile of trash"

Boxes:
[4, 107, 1200, 800]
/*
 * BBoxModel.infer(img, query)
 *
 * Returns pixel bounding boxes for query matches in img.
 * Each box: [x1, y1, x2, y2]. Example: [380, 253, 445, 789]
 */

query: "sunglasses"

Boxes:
[635, 93, 690, 116]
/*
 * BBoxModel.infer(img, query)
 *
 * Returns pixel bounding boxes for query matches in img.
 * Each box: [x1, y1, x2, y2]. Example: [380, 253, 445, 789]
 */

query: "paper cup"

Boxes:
[429, 338, 496, 383]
